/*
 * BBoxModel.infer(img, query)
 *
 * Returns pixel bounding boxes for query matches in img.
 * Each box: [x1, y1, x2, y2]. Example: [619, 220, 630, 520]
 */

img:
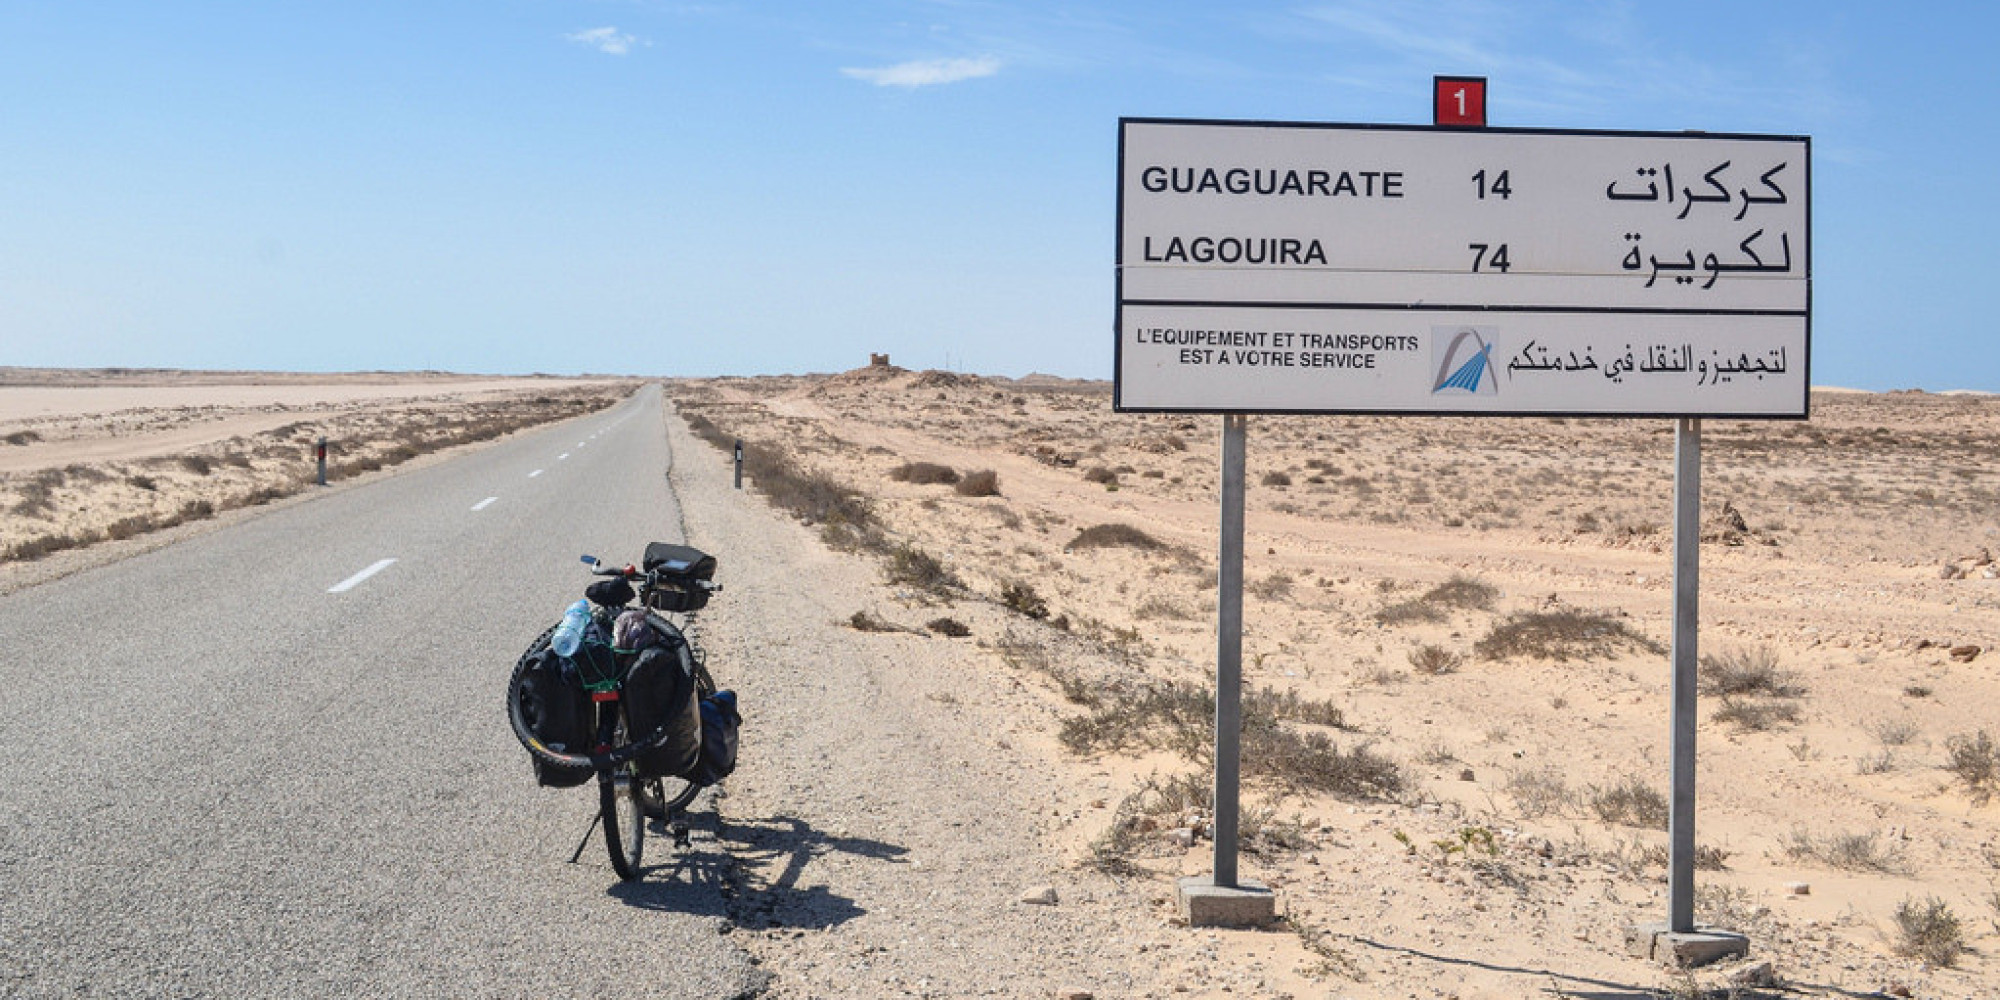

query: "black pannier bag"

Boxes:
[622, 636, 703, 780]
[515, 644, 594, 788]
[642, 542, 717, 613]
[687, 690, 740, 787]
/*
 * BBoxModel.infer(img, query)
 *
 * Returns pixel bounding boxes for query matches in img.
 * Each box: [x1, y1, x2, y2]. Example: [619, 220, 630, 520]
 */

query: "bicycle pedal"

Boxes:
[671, 822, 691, 850]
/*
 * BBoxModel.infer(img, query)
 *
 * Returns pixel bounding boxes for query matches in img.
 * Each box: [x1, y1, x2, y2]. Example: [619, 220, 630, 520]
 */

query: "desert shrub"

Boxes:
[1698, 645, 1803, 697]
[178, 454, 212, 476]
[1067, 523, 1162, 551]
[927, 617, 970, 637]
[996, 629, 1097, 706]
[1407, 645, 1463, 675]
[1375, 599, 1447, 625]
[1260, 471, 1292, 487]
[1246, 571, 1294, 600]
[3, 531, 93, 563]
[1247, 686, 1347, 729]
[1473, 609, 1663, 661]
[1867, 718, 1920, 747]
[1784, 828, 1908, 873]
[1946, 729, 2000, 804]
[1083, 466, 1119, 485]
[1712, 696, 1801, 732]
[1891, 896, 1965, 967]
[884, 543, 961, 594]
[1421, 574, 1498, 610]
[3, 430, 41, 446]
[10, 481, 56, 518]
[1586, 775, 1669, 829]
[999, 580, 1050, 619]
[848, 610, 907, 633]
[1133, 596, 1193, 620]
[955, 469, 1000, 496]
[126, 475, 157, 491]
[889, 461, 959, 485]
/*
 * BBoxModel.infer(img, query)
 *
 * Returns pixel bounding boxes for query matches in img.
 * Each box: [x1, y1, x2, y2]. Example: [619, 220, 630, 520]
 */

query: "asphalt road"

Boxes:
[0, 384, 765, 999]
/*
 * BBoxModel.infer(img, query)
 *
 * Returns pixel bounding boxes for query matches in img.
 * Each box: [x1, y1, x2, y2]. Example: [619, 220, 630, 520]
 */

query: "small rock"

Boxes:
[1729, 961, 1778, 988]
[1783, 881, 1810, 896]
[1055, 991, 1094, 1000]
[1940, 563, 1965, 580]
[1021, 885, 1058, 906]
[1169, 828, 1196, 849]
[1458, 768, 1476, 782]
[1950, 644, 1981, 663]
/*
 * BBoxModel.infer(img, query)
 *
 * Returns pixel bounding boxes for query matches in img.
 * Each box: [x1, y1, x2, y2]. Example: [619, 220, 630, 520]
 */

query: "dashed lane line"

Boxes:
[529, 469, 544, 478]
[471, 497, 498, 511]
[328, 558, 397, 594]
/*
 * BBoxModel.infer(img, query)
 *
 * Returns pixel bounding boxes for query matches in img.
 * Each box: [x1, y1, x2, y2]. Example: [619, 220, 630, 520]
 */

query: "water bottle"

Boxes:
[551, 599, 591, 658]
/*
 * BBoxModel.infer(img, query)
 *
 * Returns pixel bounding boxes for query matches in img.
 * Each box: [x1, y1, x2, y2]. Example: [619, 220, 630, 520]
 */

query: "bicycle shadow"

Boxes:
[607, 807, 904, 932]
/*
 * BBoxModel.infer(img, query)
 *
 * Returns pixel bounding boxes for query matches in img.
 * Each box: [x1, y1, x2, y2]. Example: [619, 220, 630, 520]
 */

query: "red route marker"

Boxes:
[1434, 75, 1487, 127]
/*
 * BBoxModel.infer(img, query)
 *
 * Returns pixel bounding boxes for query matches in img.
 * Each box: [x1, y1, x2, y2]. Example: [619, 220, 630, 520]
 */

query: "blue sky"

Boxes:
[1, 2, 1991, 390]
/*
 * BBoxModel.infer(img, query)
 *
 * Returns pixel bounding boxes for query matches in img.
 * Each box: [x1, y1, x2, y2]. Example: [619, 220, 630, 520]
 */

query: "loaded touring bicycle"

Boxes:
[506, 542, 739, 881]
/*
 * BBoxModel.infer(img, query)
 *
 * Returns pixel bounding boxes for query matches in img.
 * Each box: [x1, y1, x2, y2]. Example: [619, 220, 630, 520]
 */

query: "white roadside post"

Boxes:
[1114, 115, 1808, 949]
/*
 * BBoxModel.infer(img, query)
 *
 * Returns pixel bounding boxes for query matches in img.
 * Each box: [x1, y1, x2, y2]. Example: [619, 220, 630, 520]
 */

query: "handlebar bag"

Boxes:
[624, 637, 702, 780]
[642, 542, 716, 581]
[515, 645, 594, 788]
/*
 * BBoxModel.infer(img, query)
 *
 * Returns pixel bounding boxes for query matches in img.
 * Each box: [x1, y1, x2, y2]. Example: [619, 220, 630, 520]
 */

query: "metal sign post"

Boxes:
[1668, 418, 1702, 931]
[1212, 413, 1247, 888]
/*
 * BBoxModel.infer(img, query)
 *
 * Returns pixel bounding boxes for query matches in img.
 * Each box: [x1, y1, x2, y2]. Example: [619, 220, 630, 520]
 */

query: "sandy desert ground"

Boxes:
[672, 364, 2000, 999]
[0, 368, 633, 590]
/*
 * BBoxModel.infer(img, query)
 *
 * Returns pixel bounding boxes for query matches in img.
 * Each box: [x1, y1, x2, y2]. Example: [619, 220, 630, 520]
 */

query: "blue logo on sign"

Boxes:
[1432, 327, 1498, 395]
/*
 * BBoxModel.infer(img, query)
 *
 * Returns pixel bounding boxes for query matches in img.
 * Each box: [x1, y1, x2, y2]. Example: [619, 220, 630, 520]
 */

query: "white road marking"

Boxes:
[529, 469, 544, 478]
[471, 497, 498, 511]
[328, 558, 397, 594]
[558, 453, 569, 460]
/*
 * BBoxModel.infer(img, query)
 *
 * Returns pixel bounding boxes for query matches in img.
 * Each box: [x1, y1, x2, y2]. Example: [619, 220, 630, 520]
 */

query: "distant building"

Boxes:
[870, 353, 891, 368]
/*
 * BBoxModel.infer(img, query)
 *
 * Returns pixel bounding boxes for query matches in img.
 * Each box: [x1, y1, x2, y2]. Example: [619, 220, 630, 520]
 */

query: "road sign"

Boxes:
[1115, 118, 1811, 418]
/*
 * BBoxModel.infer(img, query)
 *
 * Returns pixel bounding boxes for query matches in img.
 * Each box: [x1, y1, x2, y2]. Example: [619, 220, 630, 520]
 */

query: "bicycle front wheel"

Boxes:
[602, 772, 644, 881]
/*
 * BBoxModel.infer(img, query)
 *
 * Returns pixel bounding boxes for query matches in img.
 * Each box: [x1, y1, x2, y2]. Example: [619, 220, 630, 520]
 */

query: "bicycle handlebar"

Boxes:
[580, 554, 721, 592]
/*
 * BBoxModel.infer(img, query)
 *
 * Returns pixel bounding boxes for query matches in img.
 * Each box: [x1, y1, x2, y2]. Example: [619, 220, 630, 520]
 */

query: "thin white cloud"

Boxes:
[566, 27, 642, 56]
[841, 55, 1001, 88]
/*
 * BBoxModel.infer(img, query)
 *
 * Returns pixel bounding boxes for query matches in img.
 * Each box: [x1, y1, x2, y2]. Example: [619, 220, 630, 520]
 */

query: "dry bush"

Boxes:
[955, 469, 1000, 496]
[1474, 609, 1663, 662]
[1247, 571, 1294, 600]
[1083, 466, 1119, 485]
[884, 543, 961, 594]
[1133, 596, 1192, 620]
[1248, 686, 1347, 729]
[996, 629, 1097, 706]
[1784, 828, 1908, 873]
[176, 454, 212, 476]
[1374, 599, 1447, 626]
[848, 610, 912, 633]
[1946, 729, 2000, 804]
[11, 481, 56, 518]
[999, 580, 1050, 619]
[1698, 645, 1803, 697]
[1067, 523, 1162, 551]
[1712, 696, 1802, 733]
[1586, 775, 1669, 829]
[126, 475, 157, 491]
[4, 430, 41, 446]
[1892, 896, 1965, 967]
[1407, 645, 1463, 675]
[1503, 768, 1572, 818]
[1421, 574, 1498, 611]
[889, 461, 960, 485]
[1261, 471, 1292, 487]
[1088, 771, 1211, 873]
[926, 617, 970, 638]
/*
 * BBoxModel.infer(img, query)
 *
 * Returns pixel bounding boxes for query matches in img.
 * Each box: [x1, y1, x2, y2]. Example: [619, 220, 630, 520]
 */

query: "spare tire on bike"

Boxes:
[514, 645, 595, 788]
[623, 635, 703, 780]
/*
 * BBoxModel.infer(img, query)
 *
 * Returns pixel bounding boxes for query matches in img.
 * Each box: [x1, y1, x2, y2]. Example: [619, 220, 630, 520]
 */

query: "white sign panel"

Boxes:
[1115, 118, 1811, 417]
